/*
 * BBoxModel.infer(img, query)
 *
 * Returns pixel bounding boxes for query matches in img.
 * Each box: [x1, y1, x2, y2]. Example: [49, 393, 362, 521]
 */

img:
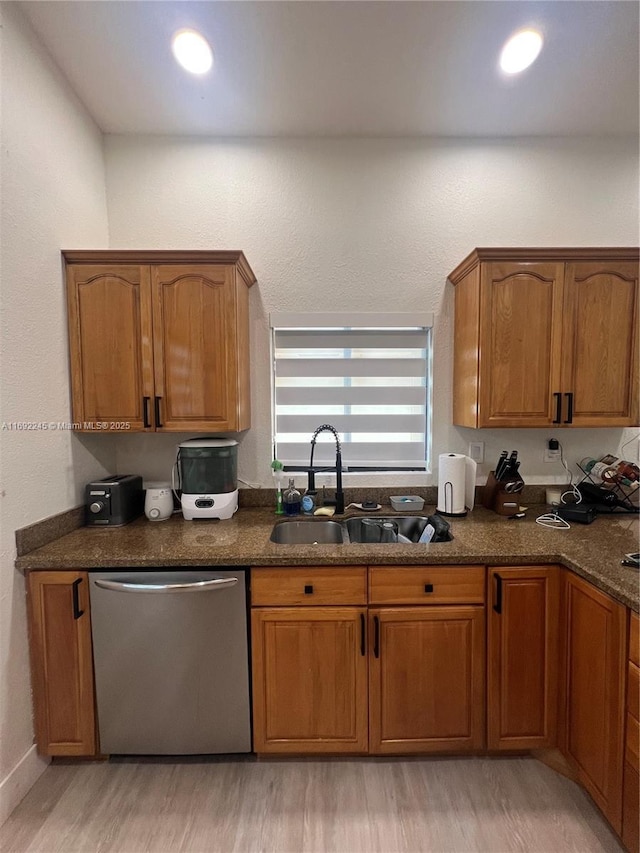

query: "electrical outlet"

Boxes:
[544, 448, 561, 463]
[468, 442, 484, 463]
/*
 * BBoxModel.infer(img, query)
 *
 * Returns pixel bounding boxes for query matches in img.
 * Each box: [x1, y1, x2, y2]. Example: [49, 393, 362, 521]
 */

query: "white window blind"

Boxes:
[271, 313, 432, 471]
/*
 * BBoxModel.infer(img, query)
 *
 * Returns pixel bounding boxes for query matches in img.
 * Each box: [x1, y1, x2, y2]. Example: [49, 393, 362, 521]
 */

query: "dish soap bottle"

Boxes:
[283, 478, 301, 516]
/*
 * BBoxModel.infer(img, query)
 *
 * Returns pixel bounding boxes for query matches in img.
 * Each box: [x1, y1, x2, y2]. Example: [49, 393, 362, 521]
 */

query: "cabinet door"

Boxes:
[251, 607, 368, 753]
[624, 612, 640, 853]
[561, 571, 626, 832]
[66, 265, 154, 430]
[488, 566, 559, 750]
[478, 262, 564, 427]
[152, 264, 247, 432]
[369, 606, 485, 754]
[27, 572, 96, 756]
[561, 261, 639, 426]
[623, 760, 639, 853]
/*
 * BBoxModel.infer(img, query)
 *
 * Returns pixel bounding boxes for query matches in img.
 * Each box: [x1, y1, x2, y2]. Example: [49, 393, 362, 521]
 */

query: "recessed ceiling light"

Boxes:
[171, 29, 213, 75]
[499, 29, 543, 74]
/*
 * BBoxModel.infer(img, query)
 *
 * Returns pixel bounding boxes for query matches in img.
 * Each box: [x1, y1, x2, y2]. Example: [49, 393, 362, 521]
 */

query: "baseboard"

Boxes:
[0, 745, 50, 826]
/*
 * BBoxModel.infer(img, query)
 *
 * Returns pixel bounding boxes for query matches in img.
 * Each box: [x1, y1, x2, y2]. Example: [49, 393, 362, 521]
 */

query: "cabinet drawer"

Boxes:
[631, 612, 639, 668]
[629, 661, 640, 721]
[251, 567, 367, 606]
[627, 712, 640, 773]
[368, 566, 485, 605]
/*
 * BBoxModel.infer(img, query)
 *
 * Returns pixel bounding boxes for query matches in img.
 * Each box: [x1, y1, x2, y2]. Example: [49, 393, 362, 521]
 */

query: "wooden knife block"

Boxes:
[482, 471, 525, 516]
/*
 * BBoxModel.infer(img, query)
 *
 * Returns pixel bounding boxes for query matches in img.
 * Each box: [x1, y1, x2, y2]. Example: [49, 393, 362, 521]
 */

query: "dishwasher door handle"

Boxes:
[93, 577, 239, 593]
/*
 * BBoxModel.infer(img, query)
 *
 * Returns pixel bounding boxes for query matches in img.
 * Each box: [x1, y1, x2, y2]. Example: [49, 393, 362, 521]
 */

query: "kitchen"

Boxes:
[0, 1, 639, 851]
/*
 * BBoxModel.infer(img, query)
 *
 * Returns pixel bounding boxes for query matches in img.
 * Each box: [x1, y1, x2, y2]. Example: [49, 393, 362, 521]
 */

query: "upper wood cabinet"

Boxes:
[27, 571, 96, 756]
[449, 248, 639, 428]
[64, 250, 256, 433]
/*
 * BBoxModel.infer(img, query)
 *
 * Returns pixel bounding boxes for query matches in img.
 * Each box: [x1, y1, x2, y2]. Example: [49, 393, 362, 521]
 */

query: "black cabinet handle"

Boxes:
[552, 392, 562, 424]
[373, 615, 380, 658]
[154, 396, 163, 428]
[493, 573, 503, 615]
[424, 583, 434, 594]
[304, 584, 313, 595]
[564, 392, 574, 424]
[72, 578, 84, 620]
[360, 613, 366, 656]
[143, 396, 151, 428]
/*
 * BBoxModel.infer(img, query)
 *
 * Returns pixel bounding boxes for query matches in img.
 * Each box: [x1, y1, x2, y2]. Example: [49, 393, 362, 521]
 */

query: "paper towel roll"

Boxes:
[437, 453, 467, 516]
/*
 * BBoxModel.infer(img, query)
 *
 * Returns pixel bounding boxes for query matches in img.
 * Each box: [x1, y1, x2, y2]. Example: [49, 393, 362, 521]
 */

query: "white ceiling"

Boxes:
[20, 0, 639, 137]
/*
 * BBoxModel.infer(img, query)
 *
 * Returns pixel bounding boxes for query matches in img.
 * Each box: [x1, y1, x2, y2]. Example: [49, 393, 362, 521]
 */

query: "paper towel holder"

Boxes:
[438, 481, 468, 517]
[436, 453, 477, 517]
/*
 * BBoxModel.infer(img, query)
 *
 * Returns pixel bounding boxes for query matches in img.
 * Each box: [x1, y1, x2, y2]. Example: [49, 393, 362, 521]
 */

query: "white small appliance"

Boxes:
[177, 438, 239, 521]
[436, 453, 477, 517]
[144, 482, 173, 522]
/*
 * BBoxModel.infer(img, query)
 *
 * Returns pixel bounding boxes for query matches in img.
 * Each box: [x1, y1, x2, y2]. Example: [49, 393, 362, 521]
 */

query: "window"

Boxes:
[271, 312, 432, 472]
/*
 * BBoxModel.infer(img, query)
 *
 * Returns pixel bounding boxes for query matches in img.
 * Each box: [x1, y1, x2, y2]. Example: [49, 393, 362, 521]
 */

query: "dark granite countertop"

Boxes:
[15, 505, 640, 611]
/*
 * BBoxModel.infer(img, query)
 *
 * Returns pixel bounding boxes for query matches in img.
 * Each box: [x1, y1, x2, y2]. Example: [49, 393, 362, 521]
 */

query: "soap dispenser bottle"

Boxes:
[283, 478, 302, 516]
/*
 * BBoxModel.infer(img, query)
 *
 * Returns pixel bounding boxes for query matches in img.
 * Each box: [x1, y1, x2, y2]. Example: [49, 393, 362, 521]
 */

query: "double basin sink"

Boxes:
[270, 516, 445, 545]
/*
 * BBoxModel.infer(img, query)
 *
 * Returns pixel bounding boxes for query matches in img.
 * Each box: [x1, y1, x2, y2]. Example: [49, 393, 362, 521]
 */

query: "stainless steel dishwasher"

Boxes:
[89, 569, 251, 755]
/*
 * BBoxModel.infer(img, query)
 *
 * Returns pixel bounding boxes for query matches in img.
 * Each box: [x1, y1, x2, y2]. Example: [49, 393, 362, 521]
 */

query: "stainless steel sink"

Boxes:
[345, 516, 430, 543]
[270, 520, 345, 544]
[270, 515, 450, 544]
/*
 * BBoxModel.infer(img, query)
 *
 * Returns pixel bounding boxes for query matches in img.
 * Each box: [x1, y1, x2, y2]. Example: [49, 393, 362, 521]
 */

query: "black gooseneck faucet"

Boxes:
[308, 424, 345, 515]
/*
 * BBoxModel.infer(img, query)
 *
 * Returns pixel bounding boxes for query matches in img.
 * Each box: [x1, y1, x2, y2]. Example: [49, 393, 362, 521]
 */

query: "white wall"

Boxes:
[106, 136, 640, 488]
[0, 4, 112, 823]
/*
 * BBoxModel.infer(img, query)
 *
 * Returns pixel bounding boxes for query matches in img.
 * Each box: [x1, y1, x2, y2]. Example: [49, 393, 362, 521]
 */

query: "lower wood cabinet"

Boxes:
[368, 606, 485, 754]
[27, 571, 96, 756]
[250, 565, 486, 756]
[487, 566, 559, 750]
[560, 571, 626, 833]
[623, 612, 640, 853]
[251, 606, 369, 754]
[24, 559, 636, 853]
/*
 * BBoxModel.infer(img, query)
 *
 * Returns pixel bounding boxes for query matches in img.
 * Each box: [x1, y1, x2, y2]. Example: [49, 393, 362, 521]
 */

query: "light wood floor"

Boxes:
[0, 756, 624, 853]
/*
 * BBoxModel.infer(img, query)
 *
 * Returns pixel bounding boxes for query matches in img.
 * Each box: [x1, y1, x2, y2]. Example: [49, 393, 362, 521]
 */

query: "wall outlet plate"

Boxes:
[544, 448, 561, 463]
[468, 441, 484, 463]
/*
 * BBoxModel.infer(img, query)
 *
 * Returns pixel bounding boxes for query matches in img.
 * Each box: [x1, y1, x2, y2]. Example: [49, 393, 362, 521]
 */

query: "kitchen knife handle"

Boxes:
[360, 613, 366, 656]
[143, 396, 151, 429]
[552, 392, 562, 424]
[72, 578, 84, 620]
[154, 396, 163, 428]
[564, 392, 573, 424]
[373, 615, 380, 658]
[493, 573, 503, 615]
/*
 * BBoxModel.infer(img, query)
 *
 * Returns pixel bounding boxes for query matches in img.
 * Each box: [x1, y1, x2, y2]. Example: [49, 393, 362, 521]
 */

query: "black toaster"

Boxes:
[85, 474, 144, 526]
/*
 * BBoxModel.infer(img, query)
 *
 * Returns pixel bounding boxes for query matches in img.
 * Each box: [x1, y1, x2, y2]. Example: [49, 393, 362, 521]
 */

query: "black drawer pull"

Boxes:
[552, 391, 562, 424]
[143, 396, 151, 428]
[424, 583, 434, 593]
[373, 615, 380, 658]
[72, 578, 84, 620]
[155, 396, 163, 427]
[360, 613, 366, 656]
[304, 584, 314, 595]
